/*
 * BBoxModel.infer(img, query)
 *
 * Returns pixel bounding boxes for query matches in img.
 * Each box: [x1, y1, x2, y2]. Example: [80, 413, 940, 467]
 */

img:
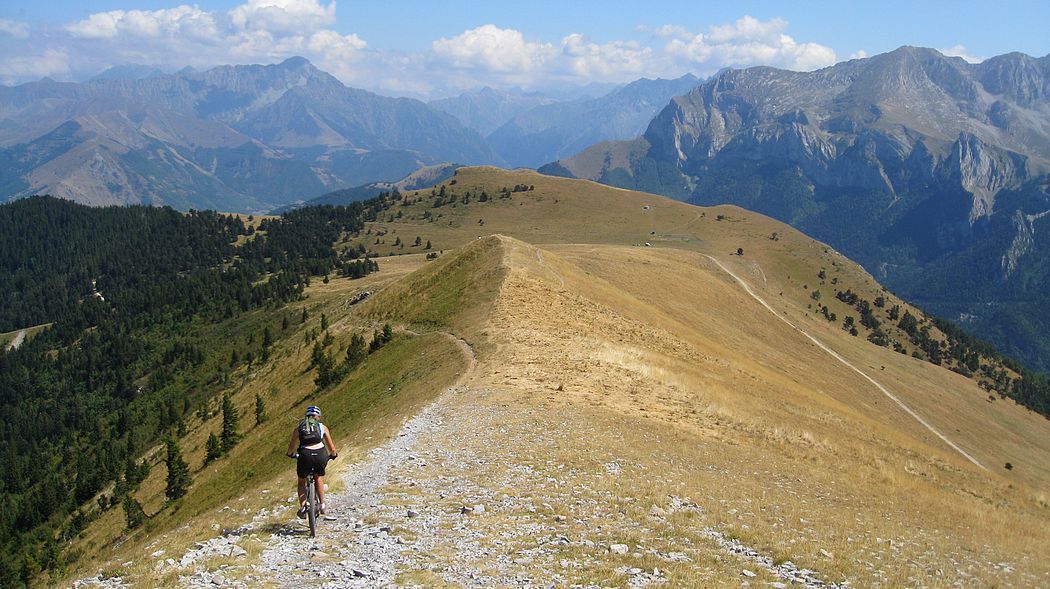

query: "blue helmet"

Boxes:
[305, 405, 321, 417]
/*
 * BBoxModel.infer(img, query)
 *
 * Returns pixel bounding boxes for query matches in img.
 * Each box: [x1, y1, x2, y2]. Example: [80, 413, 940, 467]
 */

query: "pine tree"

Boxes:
[310, 341, 324, 367]
[315, 351, 335, 388]
[255, 393, 267, 426]
[123, 494, 146, 529]
[204, 433, 222, 464]
[164, 437, 191, 501]
[301, 307, 308, 324]
[220, 394, 241, 453]
[345, 333, 367, 369]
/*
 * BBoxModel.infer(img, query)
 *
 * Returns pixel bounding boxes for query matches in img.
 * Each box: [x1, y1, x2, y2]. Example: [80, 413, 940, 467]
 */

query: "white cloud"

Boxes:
[559, 34, 651, 78]
[849, 50, 868, 60]
[940, 44, 984, 64]
[229, 0, 336, 34]
[429, 25, 653, 89]
[663, 15, 837, 72]
[66, 6, 218, 40]
[432, 25, 554, 73]
[0, 19, 30, 39]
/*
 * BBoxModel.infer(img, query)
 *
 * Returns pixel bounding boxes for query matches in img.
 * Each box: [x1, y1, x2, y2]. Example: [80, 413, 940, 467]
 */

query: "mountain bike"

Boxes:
[289, 453, 335, 537]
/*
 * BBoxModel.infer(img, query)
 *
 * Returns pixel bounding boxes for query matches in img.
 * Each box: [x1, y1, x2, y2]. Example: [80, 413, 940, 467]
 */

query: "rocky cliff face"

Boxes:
[635, 48, 1049, 222]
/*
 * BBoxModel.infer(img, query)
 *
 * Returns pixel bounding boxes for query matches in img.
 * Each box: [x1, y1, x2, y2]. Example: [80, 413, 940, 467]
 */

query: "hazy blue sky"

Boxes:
[2, 0, 1047, 97]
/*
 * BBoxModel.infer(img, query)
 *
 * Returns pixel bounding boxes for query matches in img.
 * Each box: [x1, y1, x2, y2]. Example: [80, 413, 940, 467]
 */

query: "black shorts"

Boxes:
[296, 446, 329, 478]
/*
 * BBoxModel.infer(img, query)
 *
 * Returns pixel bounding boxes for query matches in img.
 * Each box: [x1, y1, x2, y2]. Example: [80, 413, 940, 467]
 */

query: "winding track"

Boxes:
[702, 254, 987, 470]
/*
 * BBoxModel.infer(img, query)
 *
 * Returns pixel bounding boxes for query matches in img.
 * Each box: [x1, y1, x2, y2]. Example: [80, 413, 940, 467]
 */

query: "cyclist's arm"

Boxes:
[323, 429, 338, 457]
[286, 427, 299, 456]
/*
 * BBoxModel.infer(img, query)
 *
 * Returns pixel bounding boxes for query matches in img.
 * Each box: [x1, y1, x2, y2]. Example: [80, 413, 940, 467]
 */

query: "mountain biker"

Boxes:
[286, 405, 338, 517]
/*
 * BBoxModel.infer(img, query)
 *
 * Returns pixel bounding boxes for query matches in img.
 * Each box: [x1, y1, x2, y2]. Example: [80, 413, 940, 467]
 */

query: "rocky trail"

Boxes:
[141, 379, 849, 589]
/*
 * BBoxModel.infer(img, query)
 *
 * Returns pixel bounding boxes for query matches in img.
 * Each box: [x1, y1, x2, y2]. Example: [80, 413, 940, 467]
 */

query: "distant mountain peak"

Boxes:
[278, 56, 312, 70]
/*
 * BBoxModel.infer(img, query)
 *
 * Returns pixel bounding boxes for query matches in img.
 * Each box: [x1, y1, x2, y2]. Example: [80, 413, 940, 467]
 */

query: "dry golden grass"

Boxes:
[416, 234, 1050, 587]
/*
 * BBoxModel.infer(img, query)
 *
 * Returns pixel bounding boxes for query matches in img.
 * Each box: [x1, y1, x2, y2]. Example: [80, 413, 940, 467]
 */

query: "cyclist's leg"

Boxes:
[297, 477, 308, 506]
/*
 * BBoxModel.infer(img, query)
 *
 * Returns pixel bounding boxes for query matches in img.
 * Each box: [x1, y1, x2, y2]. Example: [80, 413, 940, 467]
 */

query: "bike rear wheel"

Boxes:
[306, 475, 317, 537]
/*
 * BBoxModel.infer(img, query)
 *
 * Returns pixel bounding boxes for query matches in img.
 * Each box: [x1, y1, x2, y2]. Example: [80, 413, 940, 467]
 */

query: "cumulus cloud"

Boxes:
[0, 19, 30, 39]
[559, 34, 650, 78]
[429, 25, 652, 90]
[940, 44, 984, 64]
[433, 25, 554, 72]
[229, 0, 336, 34]
[66, 5, 218, 40]
[849, 50, 868, 60]
[663, 15, 837, 72]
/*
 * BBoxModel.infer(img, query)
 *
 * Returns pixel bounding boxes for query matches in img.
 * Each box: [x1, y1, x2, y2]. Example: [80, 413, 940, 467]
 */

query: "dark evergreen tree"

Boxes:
[164, 438, 191, 501]
[255, 393, 267, 426]
[123, 494, 146, 529]
[204, 433, 222, 464]
[220, 394, 241, 453]
[345, 333, 367, 370]
[315, 350, 335, 388]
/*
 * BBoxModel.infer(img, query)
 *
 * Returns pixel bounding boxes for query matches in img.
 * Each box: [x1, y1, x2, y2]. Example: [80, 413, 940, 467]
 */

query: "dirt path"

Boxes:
[227, 332, 479, 587]
[534, 249, 565, 288]
[7, 328, 26, 351]
[702, 254, 987, 470]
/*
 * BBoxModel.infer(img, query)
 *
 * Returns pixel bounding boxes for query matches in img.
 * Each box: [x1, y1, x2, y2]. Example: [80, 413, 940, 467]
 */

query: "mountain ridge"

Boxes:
[545, 46, 1050, 371]
[487, 73, 700, 168]
[0, 57, 498, 211]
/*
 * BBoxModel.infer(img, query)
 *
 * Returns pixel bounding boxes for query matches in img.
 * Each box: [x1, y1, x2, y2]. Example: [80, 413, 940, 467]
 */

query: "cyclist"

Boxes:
[286, 405, 338, 517]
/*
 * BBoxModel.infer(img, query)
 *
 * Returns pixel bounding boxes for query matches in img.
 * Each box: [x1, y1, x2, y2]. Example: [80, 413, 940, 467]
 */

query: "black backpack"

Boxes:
[298, 418, 323, 445]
